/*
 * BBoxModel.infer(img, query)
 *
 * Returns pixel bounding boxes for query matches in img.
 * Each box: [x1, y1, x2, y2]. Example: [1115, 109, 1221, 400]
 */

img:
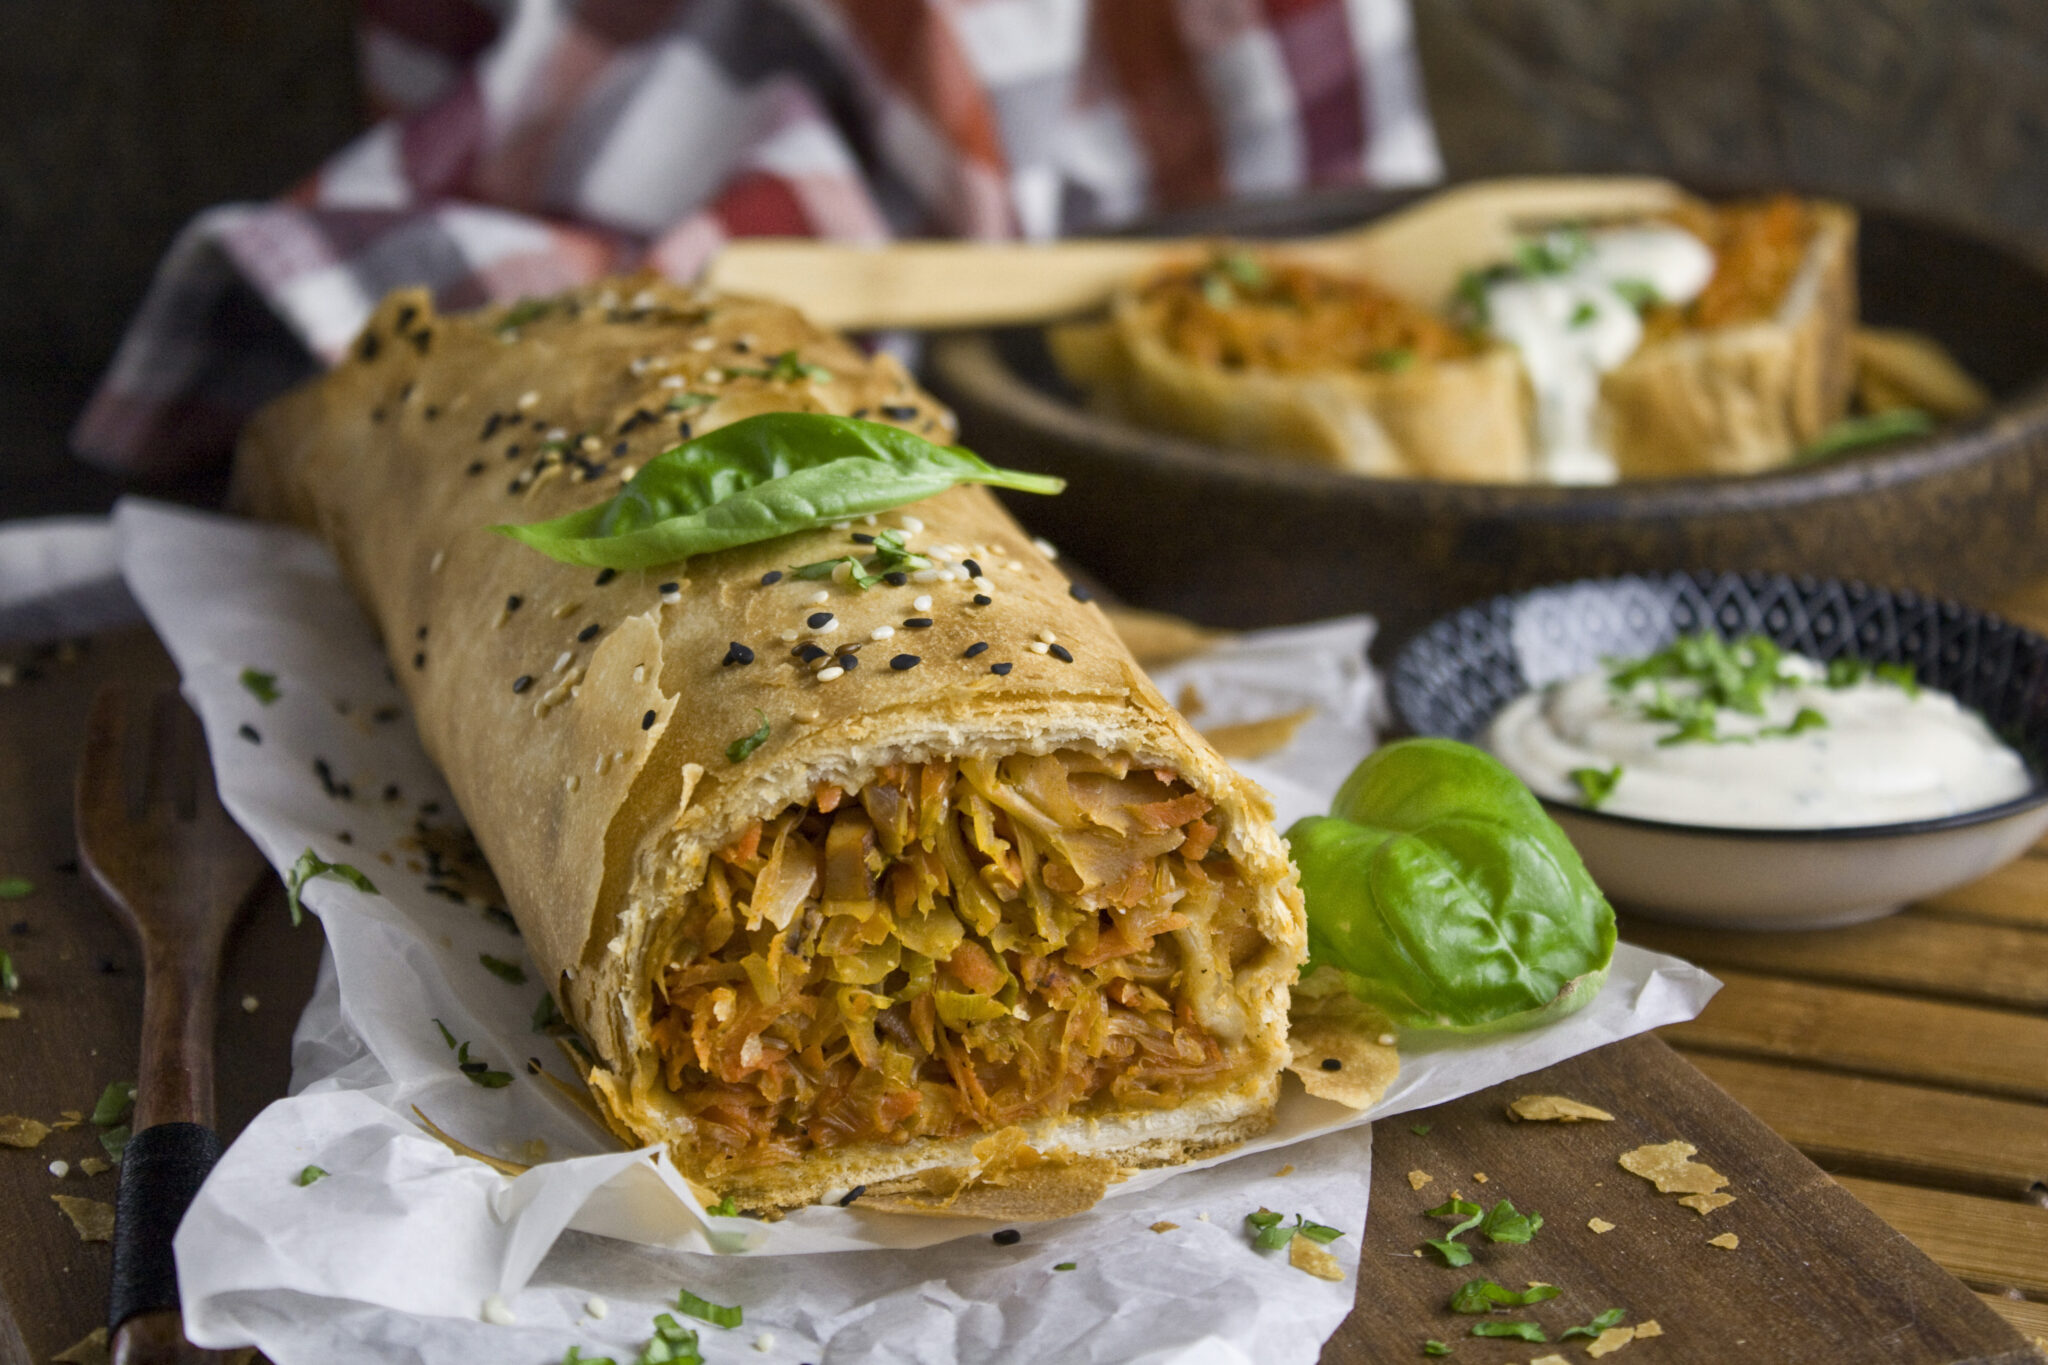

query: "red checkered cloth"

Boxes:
[75, 0, 1441, 478]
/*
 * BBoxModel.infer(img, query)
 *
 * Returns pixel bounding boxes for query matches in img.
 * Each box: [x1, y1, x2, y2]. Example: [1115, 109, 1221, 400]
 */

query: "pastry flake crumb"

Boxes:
[1619, 1140, 1729, 1195]
[1587, 1325, 1637, 1356]
[1274, 1164, 1294, 1178]
[79, 1157, 110, 1177]
[1587, 1217, 1616, 1234]
[51, 1326, 108, 1365]
[1635, 1320, 1664, 1339]
[52, 1194, 114, 1242]
[1150, 1220, 1180, 1234]
[1288, 1233, 1345, 1281]
[1473, 1172, 1489, 1183]
[0, 1115, 50, 1148]
[1507, 1094, 1615, 1123]
[1709, 1232, 1741, 1250]
[1678, 1191, 1736, 1215]
[1407, 1169, 1434, 1191]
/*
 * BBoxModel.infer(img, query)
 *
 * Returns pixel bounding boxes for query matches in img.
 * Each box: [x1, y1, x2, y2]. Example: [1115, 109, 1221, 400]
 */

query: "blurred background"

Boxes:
[6, 0, 2048, 516]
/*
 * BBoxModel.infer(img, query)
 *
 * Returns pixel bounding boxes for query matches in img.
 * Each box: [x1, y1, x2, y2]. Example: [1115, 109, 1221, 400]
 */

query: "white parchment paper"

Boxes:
[103, 499, 1718, 1365]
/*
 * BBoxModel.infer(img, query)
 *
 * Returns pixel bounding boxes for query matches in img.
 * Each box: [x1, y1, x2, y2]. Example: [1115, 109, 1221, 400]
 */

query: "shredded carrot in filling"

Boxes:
[647, 750, 1273, 1171]
[1646, 194, 1818, 339]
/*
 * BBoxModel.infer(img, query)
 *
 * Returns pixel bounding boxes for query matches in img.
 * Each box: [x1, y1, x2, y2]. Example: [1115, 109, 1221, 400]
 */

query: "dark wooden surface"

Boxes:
[1, 627, 2038, 1363]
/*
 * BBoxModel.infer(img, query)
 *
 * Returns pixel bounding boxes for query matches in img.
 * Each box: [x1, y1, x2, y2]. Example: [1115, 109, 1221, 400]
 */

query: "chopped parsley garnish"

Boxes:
[1562, 1308, 1629, 1339]
[730, 351, 833, 384]
[532, 991, 565, 1032]
[1410, 1122, 1432, 1136]
[726, 712, 770, 765]
[432, 1018, 513, 1088]
[563, 1349, 617, 1365]
[91, 1080, 135, 1128]
[1450, 1279, 1561, 1314]
[1876, 662, 1922, 698]
[0, 950, 16, 995]
[1570, 765, 1621, 808]
[1054, 1261, 1077, 1271]
[498, 298, 552, 330]
[675, 1289, 741, 1329]
[239, 668, 281, 704]
[1759, 706, 1828, 739]
[479, 953, 527, 985]
[1422, 1342, 1452, 1357]
[666, 391, 715, 412]
[296, 1164, 329, 1186]
[1374, 347, 1417, 373]
[1604, 631, 1853, 746]
[0, 876, 31, 898]
[789, 529, 930, 588]
[1245, 1207, 1343, 1251]
[1611, 277, 1661, 310]
[637, 1312, 705, 1365]
[1419, 1196, 1540, 1265]
[284, 850, 377, 927]
[101, 1125, 131, 1162]
[705, 1194, 739, 1218]
[1569, 300, 1598, 328]
[1470, 1321, 1547, 1342]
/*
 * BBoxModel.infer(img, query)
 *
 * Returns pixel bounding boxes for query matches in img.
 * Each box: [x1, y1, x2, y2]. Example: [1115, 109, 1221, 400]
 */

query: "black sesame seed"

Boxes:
[676, 421, 693, 439]
[722, 642, 754, 667]
[595, 568, 617, 586]
[506, 479, 524, 494]
[416, 625, 428, 640]
[577, 623, 601, 643]
[395, 304, 418, 331]
[973, 594, 992, 606]
[1321, 1058, 1342, 1071]
[891, 654, 921, 671]
[837, 653, 859, 670]
[641, 710, 656, 730]
[338, 831, 353, 845]
[1069, 583, 1094, 602]
[838, 1184, 866, 1207]
[423, 404, 440, 420]
[8, 920, 24, 935]
[371, 407, 386, 423]
[659, 582, 680, 594]
[612, 441, 628, 457]
[1049, 644, 1074, 663]
[421, 800, 440, 815]
[466, 460, 485, 475]
[357, 332, 381, 362]
[883, 572, 909, 587]
[506, 595, 523, 612]
[903, 617, 934, 629]
[413, 652, 425, 670]
[991, 662, 1012, 675]
[98, 956, 121, 975]
[964, 642, 989, 658]
[505, 443, 523, 460]
[237, 723, 261, 744]
[383, 784, 400, 801]
[992, 1228, 1021, 1246]
[512, 675, 533, 693]
[411, 330, 432, 355]
[807, 611, 834, 629]
[963, 558, 982, 577]
[797, 643, 828, 662]
[481, 412, 503, 441]
[881, 404, 919, 421]
[851, 532, 876, 545]
[761, 570, 784, 586]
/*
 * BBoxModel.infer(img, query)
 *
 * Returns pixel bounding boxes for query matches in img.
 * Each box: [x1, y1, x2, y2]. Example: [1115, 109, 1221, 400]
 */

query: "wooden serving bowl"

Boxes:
[925, 183, 2048, 652]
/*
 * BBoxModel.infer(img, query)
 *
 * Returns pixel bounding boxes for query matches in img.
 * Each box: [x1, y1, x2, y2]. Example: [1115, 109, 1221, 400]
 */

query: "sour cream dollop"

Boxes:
[1482, 225, 1716, 485]
[1488, 652, 2033, 830]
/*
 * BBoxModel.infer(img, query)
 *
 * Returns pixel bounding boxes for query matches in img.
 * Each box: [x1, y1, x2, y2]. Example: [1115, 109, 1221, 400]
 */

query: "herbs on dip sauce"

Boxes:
[1487, 632, 2031, 829]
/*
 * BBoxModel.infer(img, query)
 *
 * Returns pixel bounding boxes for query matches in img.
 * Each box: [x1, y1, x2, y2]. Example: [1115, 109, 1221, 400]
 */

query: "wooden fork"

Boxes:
[76, 686, 269, 1365]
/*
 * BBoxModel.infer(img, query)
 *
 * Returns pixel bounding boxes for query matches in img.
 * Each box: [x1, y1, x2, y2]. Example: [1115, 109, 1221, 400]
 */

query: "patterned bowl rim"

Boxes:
[1388, 570, 2048, 843]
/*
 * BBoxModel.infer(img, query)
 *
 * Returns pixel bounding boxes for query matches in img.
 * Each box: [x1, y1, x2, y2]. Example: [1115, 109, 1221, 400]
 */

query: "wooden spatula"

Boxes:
[701, 175, 1684, 330]
[76, 687, 269, 1364]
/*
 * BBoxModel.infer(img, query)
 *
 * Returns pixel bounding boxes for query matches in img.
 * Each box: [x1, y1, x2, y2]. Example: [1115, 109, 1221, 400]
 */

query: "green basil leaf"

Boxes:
[1422, 1239, 1474, 1268]
[100, 1124, 131, 1162]
[638, 1314, 703, 1365]
[1450, 1279, 1560, 1313]
[0, 949, 17, 994]
[1288, 739, 1615, 1033]
[494, 413, 1063, 570]
[0, 876, 34, 898]
[705, 1194, 739, 1218]
[1297, 1219, 1344, 1245]
[432, 1017, 457, 1049]
[1422, 1341, 1452, 1357]
[1470, 1321, 1546, 1342]
[285, 849, 378, 927]
[239, 667, 280, 704]
[479, 953, 527, 985]
[296, 1164, 330, 1186]
[91, 1080, 136, 1128]
[1562, 1307, 1629, 1339]
[1479, 1198, 1543, 1244]
[564, 1348, 618, 1365]
[675, 1289, 742, 1329]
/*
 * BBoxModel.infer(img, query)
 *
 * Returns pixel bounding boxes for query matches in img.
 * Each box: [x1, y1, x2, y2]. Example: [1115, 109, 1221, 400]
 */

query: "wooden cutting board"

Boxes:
[0, 628, 2035, 1365]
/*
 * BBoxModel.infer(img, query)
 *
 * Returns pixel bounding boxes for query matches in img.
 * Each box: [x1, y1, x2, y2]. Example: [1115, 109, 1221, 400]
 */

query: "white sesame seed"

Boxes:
[831, 560, 854, 585]
[702, 368, 725, 383]
[1037, 630, 1058, 644]
[545, 427, 568, 442]
[870, 626, 895, 641]
[830, 520, 852, 531]
[579, 435, 602, 452]
[48, 1160, 68, 1178]
[817, 666, 845, 682]
[1197, 1211, 1212, 1223]
[912, 595, 933, 611]
[754, 1333, 775, 1353]
[241, 995, 260, 1013]
[1032, 536, 1059, 559]
[631, 288, 657, 309]
[552, 600, 581, 619]
[811, 590, 831, 605]
[517, 390, 540, 409]
[1029, 642, 1050, 654]
[898, 514, 925, 533]
[565, 774, 579, 792]
[911, 569, 941, 583]
[429, 550, 446, 573]
[661, 374, 685, 388]
[973, 576, 994, 592]
[616, 465, 637, 480]
[863, 514, 878, 526]
[1006, 561, 1024, 572]
[480, 1294, 515, 1326]
[945, 568, 966, 582]
[552, 651, 573, 673]
[779, 629, 798, 642]
[632, 665, 646, 683]
[629, 357, 652, 375]
[816, 619, 839, 634]
[586, 1297, 609, 1320]
[691, 336, 716, 351]
[661, 589, 682, 604]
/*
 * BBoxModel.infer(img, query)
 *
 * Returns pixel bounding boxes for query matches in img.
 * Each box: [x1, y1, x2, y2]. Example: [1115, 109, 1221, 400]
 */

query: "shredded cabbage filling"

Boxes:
[646, 750, 1273, 1171]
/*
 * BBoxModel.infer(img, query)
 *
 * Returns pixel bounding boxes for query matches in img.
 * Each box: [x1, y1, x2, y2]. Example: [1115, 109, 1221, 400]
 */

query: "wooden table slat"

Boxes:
[1981, 1293, 2048, 1346]
[1836, 1177, 2048, 1300]
[1918, 856, 2048, 932]
[1686, 1052, 2048, 1201]
[1622, 916, 2048, 1011]
[1661, 969, 2048, 1104]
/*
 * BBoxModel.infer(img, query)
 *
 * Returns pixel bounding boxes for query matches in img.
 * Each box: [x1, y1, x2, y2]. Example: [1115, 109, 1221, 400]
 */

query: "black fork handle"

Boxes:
[109, 1123, 221, 1337]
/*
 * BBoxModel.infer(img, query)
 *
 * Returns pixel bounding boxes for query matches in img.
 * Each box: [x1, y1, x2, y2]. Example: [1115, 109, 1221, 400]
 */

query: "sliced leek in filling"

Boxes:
[647, 749, 1280, 1172]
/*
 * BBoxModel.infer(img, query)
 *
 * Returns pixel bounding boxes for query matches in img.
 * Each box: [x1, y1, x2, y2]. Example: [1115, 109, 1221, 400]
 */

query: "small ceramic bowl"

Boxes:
[1389, 571, 2048, 930]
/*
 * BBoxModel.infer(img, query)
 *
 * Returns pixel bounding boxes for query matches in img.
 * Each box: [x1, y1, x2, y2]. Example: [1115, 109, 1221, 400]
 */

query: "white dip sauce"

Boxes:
[1482, 225, 1716, 485]
[1488, 652, 2032, 830]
